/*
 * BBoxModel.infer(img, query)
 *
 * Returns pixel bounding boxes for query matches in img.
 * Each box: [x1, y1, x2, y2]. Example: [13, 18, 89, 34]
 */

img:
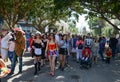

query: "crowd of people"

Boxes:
[0, 27, 120, 79]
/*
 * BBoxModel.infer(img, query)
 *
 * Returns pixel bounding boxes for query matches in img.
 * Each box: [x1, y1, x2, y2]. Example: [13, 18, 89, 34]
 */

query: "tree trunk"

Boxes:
[102, 16, 120, 30]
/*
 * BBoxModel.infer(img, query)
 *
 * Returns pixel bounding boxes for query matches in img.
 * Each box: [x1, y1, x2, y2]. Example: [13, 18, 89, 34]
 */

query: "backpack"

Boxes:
[78, 43, 83, 49]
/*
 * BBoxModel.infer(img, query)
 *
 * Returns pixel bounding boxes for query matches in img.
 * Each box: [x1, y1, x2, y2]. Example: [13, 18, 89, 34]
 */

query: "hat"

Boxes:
[1, 27, 9, 31]
[36, 31, 41, 35]
[14, 27, 25, 34]
[31, 33, 34, 36]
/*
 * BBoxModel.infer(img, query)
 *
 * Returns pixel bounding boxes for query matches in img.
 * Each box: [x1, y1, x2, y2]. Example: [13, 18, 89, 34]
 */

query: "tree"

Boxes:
[79, 0, 120, 30]
[0, 0, 37, 30]
[88, 17, 105, 36]
[26, 0, 54, 32]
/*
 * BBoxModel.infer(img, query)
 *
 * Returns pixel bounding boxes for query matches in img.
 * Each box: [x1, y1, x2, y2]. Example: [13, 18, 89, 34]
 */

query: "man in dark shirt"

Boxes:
[109, 36, 118, 58]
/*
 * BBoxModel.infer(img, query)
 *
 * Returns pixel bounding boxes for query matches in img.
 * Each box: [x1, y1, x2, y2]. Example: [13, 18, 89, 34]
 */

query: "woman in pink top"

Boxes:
[76, 36, 84, 63]
[8, 37, 15, 63]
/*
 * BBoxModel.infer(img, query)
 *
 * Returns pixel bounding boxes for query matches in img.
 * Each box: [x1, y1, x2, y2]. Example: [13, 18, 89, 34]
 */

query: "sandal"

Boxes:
[50, 71, 52, 75]
[51, 71, 54, 76]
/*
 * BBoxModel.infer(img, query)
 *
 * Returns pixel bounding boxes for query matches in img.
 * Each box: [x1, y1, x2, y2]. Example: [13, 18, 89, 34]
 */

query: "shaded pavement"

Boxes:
[2, 53, 120, 82]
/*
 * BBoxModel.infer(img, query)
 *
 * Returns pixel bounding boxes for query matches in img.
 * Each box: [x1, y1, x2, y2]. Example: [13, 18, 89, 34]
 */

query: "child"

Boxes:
[105, 47, 112, 64]
[8, 37, 15, 63]
[82, 47, 91, 61]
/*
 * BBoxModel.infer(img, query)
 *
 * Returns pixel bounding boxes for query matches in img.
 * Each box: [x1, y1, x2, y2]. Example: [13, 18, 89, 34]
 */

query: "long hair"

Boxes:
[49, 33, 55, 42]
[35, 33, 41, 39]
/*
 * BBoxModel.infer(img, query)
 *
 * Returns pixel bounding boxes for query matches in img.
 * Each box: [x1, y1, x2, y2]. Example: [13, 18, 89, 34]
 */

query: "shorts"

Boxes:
[34, 54, 42, 57]
[47, 50, 58, 57]
[59, 48, 68, 55]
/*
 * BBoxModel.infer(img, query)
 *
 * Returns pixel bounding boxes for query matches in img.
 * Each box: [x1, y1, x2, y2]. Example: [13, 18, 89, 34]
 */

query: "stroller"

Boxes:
[80, 47, 92, 69]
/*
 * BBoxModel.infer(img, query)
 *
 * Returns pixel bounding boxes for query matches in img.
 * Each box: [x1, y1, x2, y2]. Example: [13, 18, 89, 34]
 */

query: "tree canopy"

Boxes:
[0, 0, 37, 29]
[0, 0, 119, 32]
[79, 0, 120, 30]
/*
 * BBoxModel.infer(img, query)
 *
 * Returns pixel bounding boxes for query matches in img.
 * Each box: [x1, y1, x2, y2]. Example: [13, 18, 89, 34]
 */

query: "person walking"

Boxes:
[76, 36, 84, 63]
[98, 37, 105, 61]
[1, 28, 12, 61]
[46, 33, 58, 76]
[29, 33, 35, 57]
[92, 39, 99, 64]
[109, 35, 118, 58]
[41, 34, 47, 67]
[59, 34, 68, 71]
[9, 29, 26, 75]
[32, 32, 44, 75]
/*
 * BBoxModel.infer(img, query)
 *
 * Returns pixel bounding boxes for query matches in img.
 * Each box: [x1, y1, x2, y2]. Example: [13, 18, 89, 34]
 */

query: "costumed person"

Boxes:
[46, 33, 58, 76]
[32, 32, 44, 75]
[1, 28, 12, 61]
[9, 28, 26, 75]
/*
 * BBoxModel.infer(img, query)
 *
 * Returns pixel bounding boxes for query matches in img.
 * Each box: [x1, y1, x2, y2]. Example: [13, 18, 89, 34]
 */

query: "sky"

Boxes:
[76, 14, 90, 32]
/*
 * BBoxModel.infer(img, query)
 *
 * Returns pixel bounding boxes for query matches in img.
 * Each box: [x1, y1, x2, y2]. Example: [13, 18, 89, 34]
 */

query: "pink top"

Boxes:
[8, 41, 15, 52]
[76, 40, 84, 47]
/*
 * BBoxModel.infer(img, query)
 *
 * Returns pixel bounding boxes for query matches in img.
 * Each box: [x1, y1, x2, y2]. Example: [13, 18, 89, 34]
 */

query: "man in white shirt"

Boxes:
[1, 28, 12, 61]
[84, 33, 93, 49]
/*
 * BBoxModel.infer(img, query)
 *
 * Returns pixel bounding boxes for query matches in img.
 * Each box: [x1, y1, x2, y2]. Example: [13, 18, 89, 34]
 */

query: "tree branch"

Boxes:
[102, 15, 120, 30]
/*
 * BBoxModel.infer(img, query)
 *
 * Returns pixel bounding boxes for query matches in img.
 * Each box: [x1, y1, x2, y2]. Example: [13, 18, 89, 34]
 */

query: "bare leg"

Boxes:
[48, 56, 52, 72]
[51, 56, 56, 75]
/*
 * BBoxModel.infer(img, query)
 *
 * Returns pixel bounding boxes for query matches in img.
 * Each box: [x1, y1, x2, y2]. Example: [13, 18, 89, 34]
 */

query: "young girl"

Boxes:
[105, 47, 112, 64]
[46, 33, 58, 76]
[8, 37, 15, 64]
[32, 32, 44, 75]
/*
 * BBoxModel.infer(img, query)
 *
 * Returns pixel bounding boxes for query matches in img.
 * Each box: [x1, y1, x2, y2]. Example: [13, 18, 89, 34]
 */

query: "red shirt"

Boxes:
[106, 51, 112, 57]
[76, 40, 84, 47]
[29, 37, 34, 48]
[82, 48, 91, 57]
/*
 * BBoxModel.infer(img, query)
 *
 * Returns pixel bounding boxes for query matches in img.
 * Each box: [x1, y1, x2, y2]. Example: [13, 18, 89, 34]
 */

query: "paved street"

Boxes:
[2, 53, 120, 82]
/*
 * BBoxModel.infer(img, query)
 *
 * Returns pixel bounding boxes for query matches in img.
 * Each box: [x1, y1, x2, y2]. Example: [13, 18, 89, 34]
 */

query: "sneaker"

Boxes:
[18, 71, 22, 74]
[61, 67, 64, 71]
[8, 72, 14, 76]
